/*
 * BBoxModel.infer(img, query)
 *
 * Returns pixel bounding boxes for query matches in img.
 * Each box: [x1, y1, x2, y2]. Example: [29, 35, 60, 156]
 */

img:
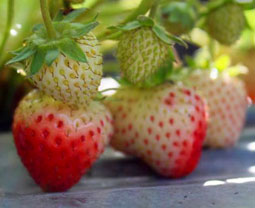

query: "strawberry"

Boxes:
[160, 1, 196, 36]
[117, 27, 170, 84]
[7, 9, 102, 107]
[105, 83, 207, 177]
[114, 16, 185, 84]
[206, 2, 245, 45]
[12, 90, 113, 192]
[28, 33, 102, 107]
[187, 69, 247, 148]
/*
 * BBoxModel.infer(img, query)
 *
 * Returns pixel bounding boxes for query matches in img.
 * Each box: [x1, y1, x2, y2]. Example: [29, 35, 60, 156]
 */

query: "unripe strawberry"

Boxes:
[117, 27, 170, 84]
[206, 3, 245, 45]
[27, 33, 103, 107]
[160, 1, 196, 36]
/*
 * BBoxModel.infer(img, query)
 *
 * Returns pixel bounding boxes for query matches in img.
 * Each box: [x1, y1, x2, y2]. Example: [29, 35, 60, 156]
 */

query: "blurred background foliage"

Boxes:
[0, 0, 255, 130]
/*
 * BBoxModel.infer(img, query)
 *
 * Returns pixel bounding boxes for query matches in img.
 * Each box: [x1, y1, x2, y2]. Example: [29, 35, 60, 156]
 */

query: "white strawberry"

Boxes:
[105, 83, 207, 177]
[187, 69, 248, 148]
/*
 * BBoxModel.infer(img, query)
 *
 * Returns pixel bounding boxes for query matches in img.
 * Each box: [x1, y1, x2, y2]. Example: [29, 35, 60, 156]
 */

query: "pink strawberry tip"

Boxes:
[6, 8, 99, 77]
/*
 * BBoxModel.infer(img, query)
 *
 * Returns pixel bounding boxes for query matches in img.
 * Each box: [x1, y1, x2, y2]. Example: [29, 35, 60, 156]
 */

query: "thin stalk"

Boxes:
[0, 0, 15, 60]
[149, 1, 160, 18]
[40, 0, 56, 39]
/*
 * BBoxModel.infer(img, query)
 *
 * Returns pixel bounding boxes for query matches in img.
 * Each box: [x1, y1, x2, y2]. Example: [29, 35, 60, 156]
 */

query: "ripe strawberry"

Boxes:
[187, 70, 247, 148]
[117, 27, 170, 84]
[206, 2, 245, 45]
[12, 90, 113, 192]
[105, 83, 207, 177]
[7, 9, 102, 107]
[28, 33, 103, 107]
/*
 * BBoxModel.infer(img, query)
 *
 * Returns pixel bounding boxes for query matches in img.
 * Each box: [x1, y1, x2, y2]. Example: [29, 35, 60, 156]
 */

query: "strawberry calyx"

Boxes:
[6, 8, 98, 76]
[108, 15, 187, 47]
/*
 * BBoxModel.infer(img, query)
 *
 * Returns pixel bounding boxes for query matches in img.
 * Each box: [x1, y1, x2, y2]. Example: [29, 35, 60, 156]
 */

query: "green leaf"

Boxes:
[113, 20, 142, 31]
[6, 46, 36, 65]
[30, 48, 46, 75]
[58, 38, 87, 63]
[137, 16, 154, 27]
[69, 21, 99, 38]
[45, 48, 59, 66]
[63, 8, 88, 22]
[152, 24, 173, 44]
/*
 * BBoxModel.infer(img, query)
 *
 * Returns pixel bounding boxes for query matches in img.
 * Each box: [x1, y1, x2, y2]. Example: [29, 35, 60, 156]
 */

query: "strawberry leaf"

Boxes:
[58, 38, 87, 63]
[6, 46, 36, 65]
[69, 22, 99, 38]
[63, 8, 88, 22]
[45, 48, 59, 66]
[152, 24, 173, 44]
[30, 48, 46, 75]
[111, 20, 142, 31]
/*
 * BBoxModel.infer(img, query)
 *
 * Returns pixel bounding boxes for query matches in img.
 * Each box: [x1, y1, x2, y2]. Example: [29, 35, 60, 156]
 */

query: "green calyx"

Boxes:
[108, 15, 187, 47]
[159, 1, 197, 36]
[6, 8, 99, 76]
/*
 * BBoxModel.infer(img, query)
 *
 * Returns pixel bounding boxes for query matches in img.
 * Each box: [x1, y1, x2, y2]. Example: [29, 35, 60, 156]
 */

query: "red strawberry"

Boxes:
[12, 90, 113, 192]
[105, 83, 207, 178]
[187, 70, 248, 148]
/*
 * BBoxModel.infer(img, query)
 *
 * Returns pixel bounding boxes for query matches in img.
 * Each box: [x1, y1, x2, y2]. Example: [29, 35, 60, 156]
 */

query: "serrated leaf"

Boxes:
[69, 21, 99, 38]
[45, 48, 59, 66]
[152, 24, 173, 44]
[58, 38, 87, 63]
[30, 48, 46, 75]
[137, 16, 154, 27]
[63, 8, 88, 22]
[114, 20, 142, 31]
[6, 46, 36, 65]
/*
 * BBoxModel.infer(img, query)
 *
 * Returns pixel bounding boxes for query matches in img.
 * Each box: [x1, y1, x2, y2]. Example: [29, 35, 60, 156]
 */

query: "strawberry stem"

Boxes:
[149, 0, 159, 18]
[40, 0, 56, 39]
[0, 0, 14, 57]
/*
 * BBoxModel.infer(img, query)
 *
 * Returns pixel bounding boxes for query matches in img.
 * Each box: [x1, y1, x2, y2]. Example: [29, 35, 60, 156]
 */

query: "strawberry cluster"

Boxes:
[8, 0, 249, 193]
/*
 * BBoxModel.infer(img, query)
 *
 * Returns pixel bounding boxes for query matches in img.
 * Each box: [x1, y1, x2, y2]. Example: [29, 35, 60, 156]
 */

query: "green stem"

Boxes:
[40, 0, 56, 39]
[149, 1, 159, 18]
[98, 0, 156, 41]
[0, 0, 15, 60]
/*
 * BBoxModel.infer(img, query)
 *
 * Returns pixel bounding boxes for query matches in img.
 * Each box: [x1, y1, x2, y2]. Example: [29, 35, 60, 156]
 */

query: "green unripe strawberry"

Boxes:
[206, 3, 246, 45]
[117, 27, 170, 84]
[160, 1, 196, 36]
